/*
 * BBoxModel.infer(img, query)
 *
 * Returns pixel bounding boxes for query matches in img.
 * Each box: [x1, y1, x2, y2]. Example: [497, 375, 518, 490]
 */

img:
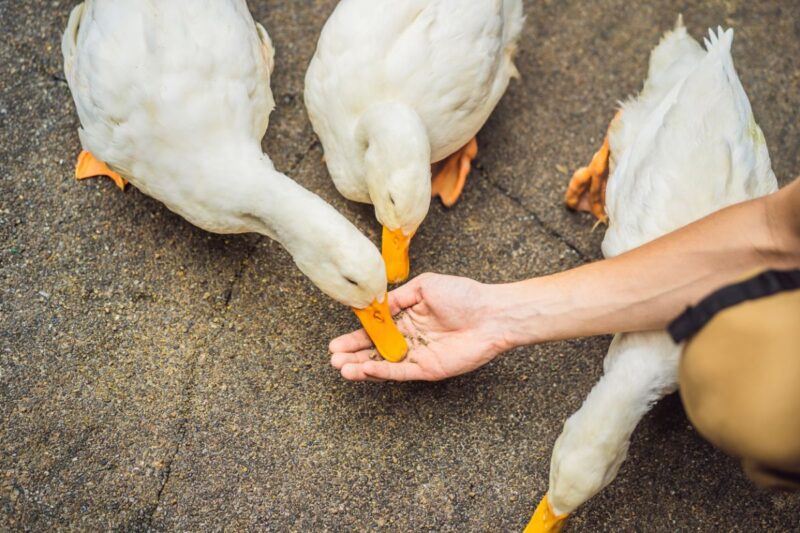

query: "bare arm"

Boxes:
[497, 178, 800, 347]
[330, 179, 800, 382]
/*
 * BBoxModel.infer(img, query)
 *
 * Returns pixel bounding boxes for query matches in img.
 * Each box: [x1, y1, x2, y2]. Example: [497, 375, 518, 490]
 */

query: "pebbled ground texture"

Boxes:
[1, 0, 799, 531]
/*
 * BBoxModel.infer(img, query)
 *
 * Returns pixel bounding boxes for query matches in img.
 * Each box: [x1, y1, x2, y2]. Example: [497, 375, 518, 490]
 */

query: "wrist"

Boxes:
[470, 281, 514, 355]
[481, 278, 556, 351]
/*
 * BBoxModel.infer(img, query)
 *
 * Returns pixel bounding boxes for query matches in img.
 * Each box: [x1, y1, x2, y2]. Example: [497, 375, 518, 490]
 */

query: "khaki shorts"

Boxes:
[670, 270, 800, 490]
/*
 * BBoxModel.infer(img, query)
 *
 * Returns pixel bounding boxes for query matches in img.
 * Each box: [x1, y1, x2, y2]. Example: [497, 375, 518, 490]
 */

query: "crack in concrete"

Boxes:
[146, 133, 323, 525]
[146, 240, 258, 527]
[223, 249, 253, 307]
[480, 170, 592, 263]
[145, 344, 199, 529]
[288, 137, 321, 175]
[149, 257, 254, 521]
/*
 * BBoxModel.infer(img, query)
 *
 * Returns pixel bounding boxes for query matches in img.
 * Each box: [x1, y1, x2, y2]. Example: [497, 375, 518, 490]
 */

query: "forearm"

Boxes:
[491, 180, 800, 348]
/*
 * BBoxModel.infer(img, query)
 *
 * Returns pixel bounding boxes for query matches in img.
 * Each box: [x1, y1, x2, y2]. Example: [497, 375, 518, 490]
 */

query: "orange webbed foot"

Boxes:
[565, 136, 610, 225]
[565, 112, 622, 225]
[431, 137, 478, 208]
[75, 151, 127, 191]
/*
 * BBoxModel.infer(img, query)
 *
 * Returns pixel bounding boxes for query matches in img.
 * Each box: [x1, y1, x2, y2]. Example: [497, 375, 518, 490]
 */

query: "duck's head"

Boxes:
[294, 230, 386, 310]
[285, 196, 408, 362]
[367, 161, 431, 284]
[357, 102, 432, 284]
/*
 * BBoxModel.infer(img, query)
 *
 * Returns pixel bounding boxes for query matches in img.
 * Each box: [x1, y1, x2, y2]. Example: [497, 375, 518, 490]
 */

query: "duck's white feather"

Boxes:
[65, 0, 274, 173]
[62, 0, 386, 308]
[304, 0, 523, 231]
[608, 16, 705, 173]
[548, 25, 778, 517]
[605, 26, 776, 257]
[550, 332, 681, 515]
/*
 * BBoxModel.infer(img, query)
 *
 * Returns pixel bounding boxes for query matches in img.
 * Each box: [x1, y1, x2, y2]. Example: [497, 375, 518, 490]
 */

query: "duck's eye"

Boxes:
[389, 194, 396, 207]
[345, 276, 359, 287]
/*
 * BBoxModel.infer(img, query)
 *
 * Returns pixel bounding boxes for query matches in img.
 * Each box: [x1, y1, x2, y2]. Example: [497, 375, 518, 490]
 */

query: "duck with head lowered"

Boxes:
[305, 0, 524, 283]
[62, 0, 407, 361]
[526, 19, 778, 532]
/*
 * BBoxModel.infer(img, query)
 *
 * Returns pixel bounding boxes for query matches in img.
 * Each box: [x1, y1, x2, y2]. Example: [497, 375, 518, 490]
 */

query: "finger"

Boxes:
[361, 360, 429, 382]
[387, 275, 427, 314]
[340, 362, 387, 382]
[330, 349, 380, 370]
[329, 328, 373, 354]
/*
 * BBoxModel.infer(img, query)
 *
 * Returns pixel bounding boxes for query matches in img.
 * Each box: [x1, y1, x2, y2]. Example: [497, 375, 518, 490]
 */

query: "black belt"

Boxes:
[759, 464, 800, 486]
[668, 269, 800, 344]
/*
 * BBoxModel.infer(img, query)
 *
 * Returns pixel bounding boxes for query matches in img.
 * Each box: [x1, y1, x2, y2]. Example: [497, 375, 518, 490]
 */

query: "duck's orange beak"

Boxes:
[382, 226, 414, 284]
[523, 494, 568, 533]
[352, 293, 408, 362]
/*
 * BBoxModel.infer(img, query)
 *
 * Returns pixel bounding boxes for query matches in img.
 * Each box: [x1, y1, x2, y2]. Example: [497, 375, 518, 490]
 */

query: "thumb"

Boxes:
[387, 273, 430, 314]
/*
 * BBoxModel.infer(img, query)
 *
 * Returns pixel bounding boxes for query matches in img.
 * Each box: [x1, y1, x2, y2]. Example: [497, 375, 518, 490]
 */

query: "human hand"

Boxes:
[329, 273, 511, 381]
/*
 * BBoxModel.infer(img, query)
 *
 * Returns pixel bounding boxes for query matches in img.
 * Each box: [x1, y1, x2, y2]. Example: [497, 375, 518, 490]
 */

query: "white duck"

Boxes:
[304, 0, 524, 283]
[526, 20, 778, 532]
[62, 0, 407, 361]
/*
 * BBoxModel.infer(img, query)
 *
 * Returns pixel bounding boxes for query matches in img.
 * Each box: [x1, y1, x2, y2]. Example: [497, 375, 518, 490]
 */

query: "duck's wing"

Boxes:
[402, 0, 523, 156]
[610, 17, 705, 170]
[643, 16, 705, 97]
[603, 27, 777, 258]
[61, 2, 84, 83]
[502, 0, 525, 78]
[255, 22, 275, 77]
[61, 0, 139, 178]
[254, 20, 277, 136]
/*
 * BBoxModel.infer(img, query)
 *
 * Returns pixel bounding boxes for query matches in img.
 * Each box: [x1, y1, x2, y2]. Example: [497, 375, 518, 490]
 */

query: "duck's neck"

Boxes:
[358, 102, 430, 174]
[226, 144, 352, 257]
[193, 141, 384, 309]
[355, 102, 432, 229]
